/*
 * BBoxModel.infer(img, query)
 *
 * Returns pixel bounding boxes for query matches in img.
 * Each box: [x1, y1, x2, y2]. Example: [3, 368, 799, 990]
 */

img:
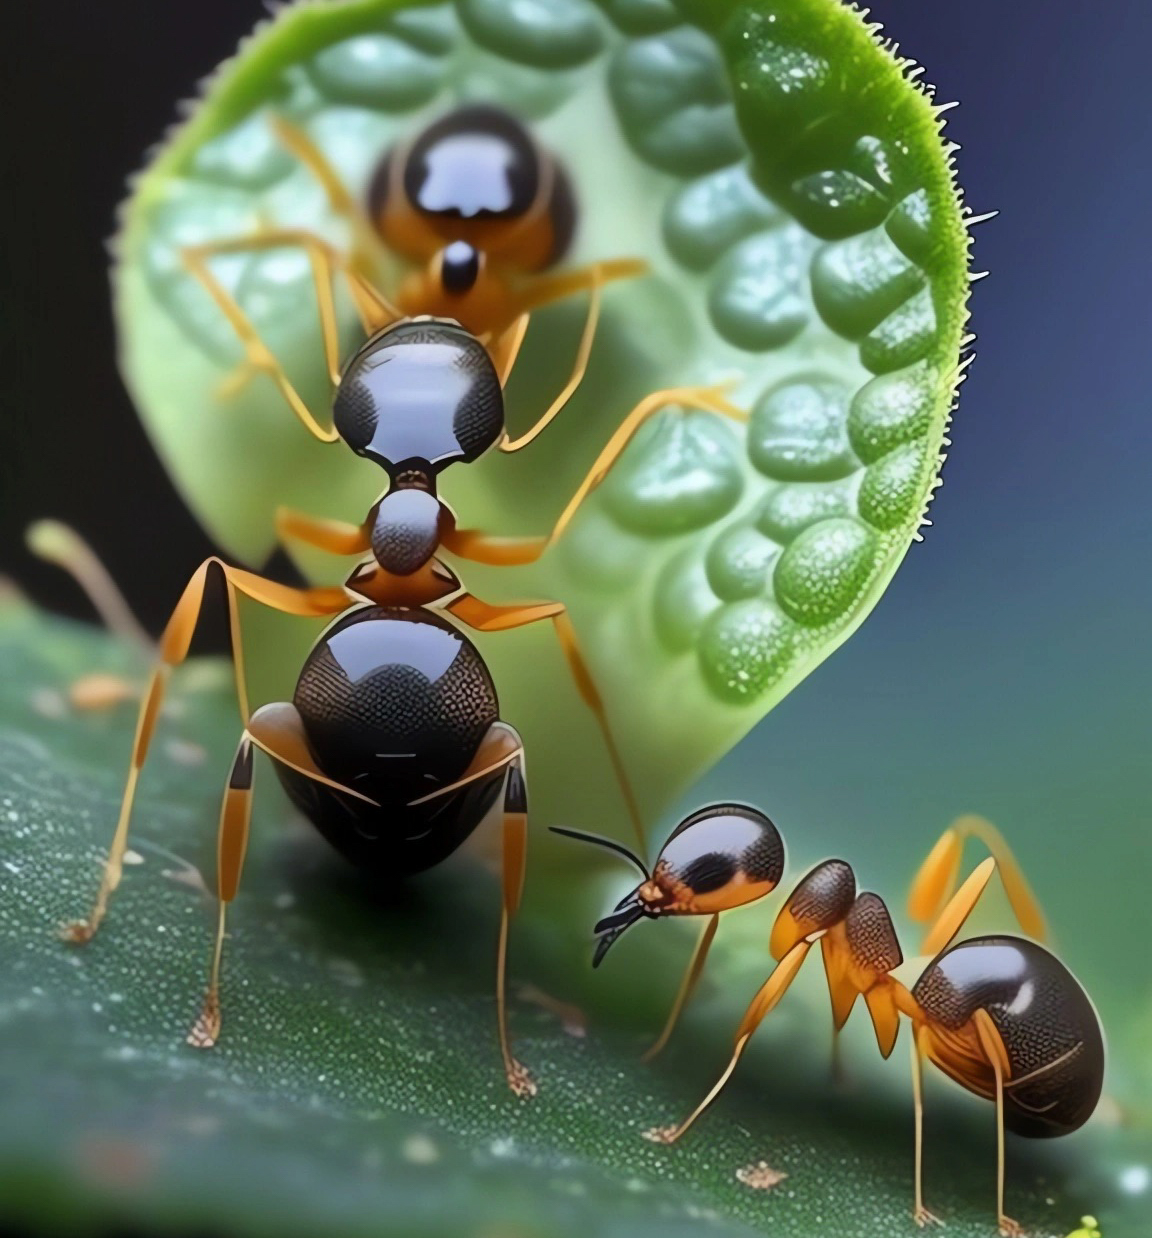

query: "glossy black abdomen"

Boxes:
[913, 935, 1105, 1137]
[276, 606, 502, 876]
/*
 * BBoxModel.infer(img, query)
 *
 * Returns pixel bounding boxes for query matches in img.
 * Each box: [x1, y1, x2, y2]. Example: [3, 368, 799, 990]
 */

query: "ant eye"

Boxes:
[441, 241, 480, 295]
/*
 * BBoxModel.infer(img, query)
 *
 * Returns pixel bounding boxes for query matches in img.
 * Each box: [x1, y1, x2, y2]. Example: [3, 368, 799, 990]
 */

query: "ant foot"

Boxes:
[642, 1125, 679, 1145]
[60, 919, 96, 945]
[998, 1217, 1025, 1237]
[913, 1205, 945, 1228]
[505, 1058, 537, 1099]
[187, 994, 221, 1049]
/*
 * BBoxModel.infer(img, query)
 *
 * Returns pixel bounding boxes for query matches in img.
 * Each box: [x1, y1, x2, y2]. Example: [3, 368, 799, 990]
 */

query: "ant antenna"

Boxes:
[549, 826, 650, 879]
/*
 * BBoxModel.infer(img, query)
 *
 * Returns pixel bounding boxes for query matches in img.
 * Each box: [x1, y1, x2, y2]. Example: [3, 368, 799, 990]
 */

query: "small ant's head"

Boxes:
[334, 319, 505, 475]
[552, 804, 785, 968]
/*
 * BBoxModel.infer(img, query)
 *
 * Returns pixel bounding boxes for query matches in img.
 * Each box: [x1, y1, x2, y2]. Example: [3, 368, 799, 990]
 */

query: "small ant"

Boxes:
[564, 811, 1102, 1234]
[182, 103, 646, 425]
[553, 803, 787, 1061]
[56, 103, 745, 1099]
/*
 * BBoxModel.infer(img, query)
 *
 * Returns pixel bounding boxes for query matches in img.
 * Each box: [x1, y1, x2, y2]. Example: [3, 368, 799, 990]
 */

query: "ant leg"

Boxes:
[908, 814, 1046, 944]
[645, 939, 813, 1144]
[918, 857, 998, 957]
[640, 913, 720, 1063]
[404, 723, 537, 1098]
[973, 1011, 1022, 1237]
[487, 313, 531, 389]
[276, 507, 372, 558]
[182, 229, 399, 439]
[439, 524, 547, 568]
[544, 383, 748, 546]
[512, 257, 648, 316]
[62, 558, 348, 944]
[499, 266, 602, 453]
[496, 750, 537, 1098]
[447, 387, 747, 561]
[821, 933, 859, 1033]
[446, 594, 645, 851]
[265, 114, 388, 283]
[187, 707, 382, 1050]
[187, 733, 255, 1049]
[863, 983, 902, 1060]
[910, 1027, 944, 1227]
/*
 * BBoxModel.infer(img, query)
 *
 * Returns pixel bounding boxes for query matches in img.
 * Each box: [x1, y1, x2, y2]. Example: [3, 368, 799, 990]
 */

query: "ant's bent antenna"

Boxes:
[549, 826, 650, 879]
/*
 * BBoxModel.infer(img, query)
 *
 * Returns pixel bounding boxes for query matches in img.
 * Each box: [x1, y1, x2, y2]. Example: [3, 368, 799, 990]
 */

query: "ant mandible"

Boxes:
[569, 810, 1100, 1235]
[60, 106, 744, 1100]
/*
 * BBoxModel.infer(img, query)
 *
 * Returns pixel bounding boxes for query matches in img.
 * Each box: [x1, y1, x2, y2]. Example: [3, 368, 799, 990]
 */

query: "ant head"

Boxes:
[552, 803, 784, 967]
[334, 319, 505, 474]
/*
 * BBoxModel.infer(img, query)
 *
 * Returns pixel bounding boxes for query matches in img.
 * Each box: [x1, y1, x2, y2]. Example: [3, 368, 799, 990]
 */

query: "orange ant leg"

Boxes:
[496, 750, 536, 1098]
[487, 313, 531, 389]
[499, 265, 602, 453]
[512, 257, 648, 316]
[919, 857, 997, 957]
[265, 113, 391, 286]
[910, 1026, 944, 1227]
[446, 594, 645, 851]
[276, 507, 372, 558]
[545, 384, 748, 546]
[640, 912, 720, 1063]
[439, 525, 547, 568]
[187, 733, 254, 1050]
[973, 1010, 1023, 1237]
[408, 722, 537, 1098]
[62, 557, 347, 944]
[645, 939, 814, 1144]
[187, 707, 379, 1050]
[182, 229, 399, 440]
[909, 815, 1046, 945]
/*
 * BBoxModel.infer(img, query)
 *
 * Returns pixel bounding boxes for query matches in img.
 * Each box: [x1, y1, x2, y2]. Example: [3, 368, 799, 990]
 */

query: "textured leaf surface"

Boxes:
[2, 602, 1147, 1238]
[115, 0, 972, 834]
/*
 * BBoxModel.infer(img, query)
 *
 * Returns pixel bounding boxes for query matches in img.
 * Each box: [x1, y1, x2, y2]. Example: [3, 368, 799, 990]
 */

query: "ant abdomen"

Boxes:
[277, 606, 503, 875]
[913, 935, 1105, 1137]
[368, 103, 577, 273]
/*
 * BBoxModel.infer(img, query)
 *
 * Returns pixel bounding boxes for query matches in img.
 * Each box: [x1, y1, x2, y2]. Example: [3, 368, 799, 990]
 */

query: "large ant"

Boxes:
[560, 813, 1102, 1233]
[57, 104, 743, 1099]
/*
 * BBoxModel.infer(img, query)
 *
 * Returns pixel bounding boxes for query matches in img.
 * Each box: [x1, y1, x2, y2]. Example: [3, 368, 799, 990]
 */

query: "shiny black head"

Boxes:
[401, 104, 541, 223]
[333, 319, 504, 474]
[914, 935, 1106, 1137]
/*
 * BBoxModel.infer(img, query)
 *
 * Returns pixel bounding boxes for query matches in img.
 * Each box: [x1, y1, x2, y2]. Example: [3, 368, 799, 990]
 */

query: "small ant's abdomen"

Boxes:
[913, 936, 1105, 1137]
[368, 104, 576, 271]
[290, 605, 498, 821]
[654, 803, 785, 913]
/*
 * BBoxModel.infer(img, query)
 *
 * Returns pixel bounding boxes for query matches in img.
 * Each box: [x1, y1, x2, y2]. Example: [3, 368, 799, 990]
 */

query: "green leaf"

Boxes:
[1, 602, 1148, 1238]
[113, 0, 971, 830]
